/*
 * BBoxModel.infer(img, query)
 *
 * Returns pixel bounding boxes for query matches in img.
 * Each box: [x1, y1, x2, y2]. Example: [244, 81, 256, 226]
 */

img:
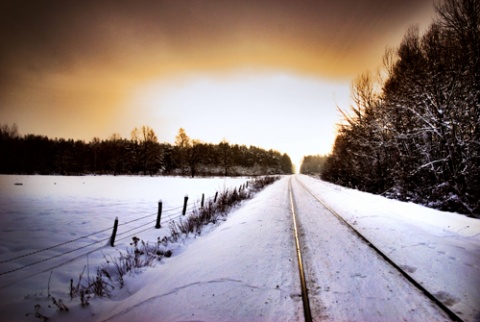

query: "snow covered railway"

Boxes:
[289, 176, 461, 321]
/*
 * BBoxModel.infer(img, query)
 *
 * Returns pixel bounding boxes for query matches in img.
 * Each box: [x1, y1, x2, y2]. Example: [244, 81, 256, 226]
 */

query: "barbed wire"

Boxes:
[0, 180, 258, 280]
[0, 226, 114, 264]
[0, 180, 259, 290]
[0, 194, 214, 276]
[0, 235, 111, 276]
[0, 242, 110, 290]
[118, 212, 156, 226]
[0, 198, 200, 265]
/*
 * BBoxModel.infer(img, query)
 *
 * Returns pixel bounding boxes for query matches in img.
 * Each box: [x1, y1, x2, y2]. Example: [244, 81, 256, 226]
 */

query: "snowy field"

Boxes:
[0, 175, 249, 321]
[0, 174, 479, 321]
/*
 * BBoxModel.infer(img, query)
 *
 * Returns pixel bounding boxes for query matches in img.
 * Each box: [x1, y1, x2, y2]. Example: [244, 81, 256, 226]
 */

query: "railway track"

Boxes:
[289, 177, 313, 322]
[288, 176, 463, 322]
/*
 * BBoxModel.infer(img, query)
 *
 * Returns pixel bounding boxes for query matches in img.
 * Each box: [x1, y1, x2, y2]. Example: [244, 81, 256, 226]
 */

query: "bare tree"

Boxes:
[131, 126, 160, 175]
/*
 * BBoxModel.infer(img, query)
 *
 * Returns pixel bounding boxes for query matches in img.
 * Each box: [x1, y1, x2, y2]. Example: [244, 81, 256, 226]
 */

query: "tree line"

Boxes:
[316, 0, 480, 217]
[0, 125, 293, 176]
[299, 155, 328, 175]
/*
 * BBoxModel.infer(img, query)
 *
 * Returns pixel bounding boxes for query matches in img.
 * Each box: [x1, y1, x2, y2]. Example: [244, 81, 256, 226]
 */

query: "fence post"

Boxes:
[155, 200, 162, 229]
[109, 217, 119, 247]
[182, 195, 189, 216]
[201, 193, 205, 208]
[214, 191, 218, 203]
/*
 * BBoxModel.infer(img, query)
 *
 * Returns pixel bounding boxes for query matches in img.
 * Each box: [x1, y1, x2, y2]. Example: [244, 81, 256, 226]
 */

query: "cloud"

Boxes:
[0, 0, 434, 142]
[1, 0, 433, 80]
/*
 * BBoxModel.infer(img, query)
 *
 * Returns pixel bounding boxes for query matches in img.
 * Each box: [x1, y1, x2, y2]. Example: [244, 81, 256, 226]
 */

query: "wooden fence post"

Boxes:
[155, 200, 162, 229]
[201, 193, 205, 208]
[214, 191, 218, 203]
[109, 217, 119, 247]
[182, 195, 189, 216]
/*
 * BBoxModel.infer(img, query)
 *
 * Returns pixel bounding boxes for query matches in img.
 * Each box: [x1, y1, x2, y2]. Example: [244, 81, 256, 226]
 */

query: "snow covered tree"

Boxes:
[323, 0, 480, 216]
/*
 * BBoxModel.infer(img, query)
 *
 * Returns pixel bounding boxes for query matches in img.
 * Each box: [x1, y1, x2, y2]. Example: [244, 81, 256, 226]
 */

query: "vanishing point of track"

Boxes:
[288, 176, 463, 322]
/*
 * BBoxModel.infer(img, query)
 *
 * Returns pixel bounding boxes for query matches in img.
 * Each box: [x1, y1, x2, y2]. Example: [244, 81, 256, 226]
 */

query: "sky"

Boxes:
[0, 0, 435, 169]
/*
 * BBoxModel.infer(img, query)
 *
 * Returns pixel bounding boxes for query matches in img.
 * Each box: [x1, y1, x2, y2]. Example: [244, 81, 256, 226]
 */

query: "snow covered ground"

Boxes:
[0, 175, 249, 321]
[0, 174, 479, 321]
[296, 175, 480, 322]
[290, 177, 450, 321]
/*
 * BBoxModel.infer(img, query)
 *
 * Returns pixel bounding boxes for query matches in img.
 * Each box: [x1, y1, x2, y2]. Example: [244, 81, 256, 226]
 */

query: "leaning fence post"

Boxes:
[201, 193, 205, 208]
[155, 200, 162, 229]
[214, 191, 218, 203]
[109, 216, 119, 247]
[182, 195, 189, 216]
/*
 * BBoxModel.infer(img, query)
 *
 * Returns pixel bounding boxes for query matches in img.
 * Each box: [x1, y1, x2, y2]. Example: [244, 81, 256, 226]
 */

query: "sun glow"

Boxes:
[126, 71, 351, 170]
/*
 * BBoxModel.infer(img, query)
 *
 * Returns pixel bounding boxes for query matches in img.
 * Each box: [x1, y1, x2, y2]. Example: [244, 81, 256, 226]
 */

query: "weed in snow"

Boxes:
[57, 176, 279, 316]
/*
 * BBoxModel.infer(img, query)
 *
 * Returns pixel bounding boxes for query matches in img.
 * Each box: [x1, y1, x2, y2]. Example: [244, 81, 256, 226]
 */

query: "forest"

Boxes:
[0, 125, 293, 177]
[299, 155, 328, 175]
[319, 0, 480, 217]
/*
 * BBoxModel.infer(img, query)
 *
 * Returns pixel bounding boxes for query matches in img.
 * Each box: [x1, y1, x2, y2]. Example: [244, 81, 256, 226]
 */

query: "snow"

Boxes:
[94, 180, 300, 322]
[0, 174, 479, 321]
[0, 175, 249, 321]
[296, 175, 480, 321]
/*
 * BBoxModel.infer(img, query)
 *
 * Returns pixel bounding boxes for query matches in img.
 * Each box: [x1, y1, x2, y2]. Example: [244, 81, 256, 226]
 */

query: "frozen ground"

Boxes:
[290, 177, 450, 321]
[297, 175, 480, 321]
[0, 175, 249, 321]
[0, 174, 479, 321]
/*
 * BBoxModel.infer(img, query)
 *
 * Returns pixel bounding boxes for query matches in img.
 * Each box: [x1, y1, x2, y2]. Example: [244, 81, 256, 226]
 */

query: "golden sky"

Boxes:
[0, 0, 435, 168]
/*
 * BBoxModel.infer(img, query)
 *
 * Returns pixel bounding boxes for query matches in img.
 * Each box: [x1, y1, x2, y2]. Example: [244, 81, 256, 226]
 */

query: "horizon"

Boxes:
[0, 0, 435, 170]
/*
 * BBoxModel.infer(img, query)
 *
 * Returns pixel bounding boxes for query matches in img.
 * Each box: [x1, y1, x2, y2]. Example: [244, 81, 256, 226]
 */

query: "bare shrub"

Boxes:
[69, 176, 279, 304]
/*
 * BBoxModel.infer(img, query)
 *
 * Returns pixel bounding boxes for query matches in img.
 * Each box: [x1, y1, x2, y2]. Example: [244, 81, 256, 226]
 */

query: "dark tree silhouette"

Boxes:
[0, 125, 293, 177]
[322, 0, 480, 217]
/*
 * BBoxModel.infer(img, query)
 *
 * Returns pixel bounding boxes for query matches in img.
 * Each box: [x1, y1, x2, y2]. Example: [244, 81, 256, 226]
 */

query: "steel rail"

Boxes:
[295, 176, 464, 322]
[288, 177, 313, 322]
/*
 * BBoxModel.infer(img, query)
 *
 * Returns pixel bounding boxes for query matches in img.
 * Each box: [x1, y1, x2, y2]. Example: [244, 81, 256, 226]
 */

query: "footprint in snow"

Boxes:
[433, 291, 460, 306]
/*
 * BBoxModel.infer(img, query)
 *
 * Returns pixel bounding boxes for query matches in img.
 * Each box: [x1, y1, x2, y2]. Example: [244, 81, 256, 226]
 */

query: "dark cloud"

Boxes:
[0, 0, 435, 139]
[1, 0, 434, 78]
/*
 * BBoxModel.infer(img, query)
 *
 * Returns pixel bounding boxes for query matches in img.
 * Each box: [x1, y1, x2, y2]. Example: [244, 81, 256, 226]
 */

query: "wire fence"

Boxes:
[0, 189, 232, 280]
